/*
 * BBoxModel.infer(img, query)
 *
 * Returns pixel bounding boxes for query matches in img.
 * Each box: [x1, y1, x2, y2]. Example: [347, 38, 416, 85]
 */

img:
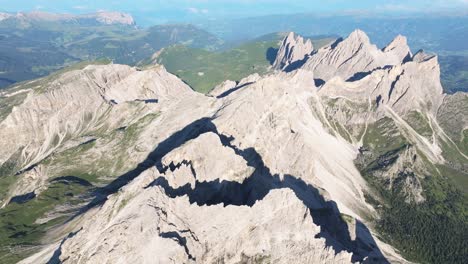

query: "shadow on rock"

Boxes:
[70, 117, 389, 262]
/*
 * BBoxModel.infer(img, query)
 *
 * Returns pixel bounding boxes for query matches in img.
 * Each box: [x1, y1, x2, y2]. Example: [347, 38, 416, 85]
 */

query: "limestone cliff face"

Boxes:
[0, 64, 191, 171]
[301, 30, 412, 82]
[0, 64, 198, 206]
[16, 67, 405, 264]
[4, 29, 465, 264]
[273, 32, 313, 70]
[25, 176, 354, 264]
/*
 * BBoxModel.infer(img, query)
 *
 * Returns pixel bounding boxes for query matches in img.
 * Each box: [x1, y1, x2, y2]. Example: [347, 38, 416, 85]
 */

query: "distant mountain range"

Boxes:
[0, 11, 135, 26]
[195, 13, 468, 55]
[0, 12, 222, 88]
[0, 11, 467, 94]
[195, 13, 468, 93]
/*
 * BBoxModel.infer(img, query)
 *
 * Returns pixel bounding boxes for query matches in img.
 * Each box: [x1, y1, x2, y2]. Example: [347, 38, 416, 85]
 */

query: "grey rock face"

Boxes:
[7, 29, 464, 264]
[382, 35, 412, 63]
[273, 32, 313, 71]
[16, 66, 406, 264]
[301, 30, 412, 82]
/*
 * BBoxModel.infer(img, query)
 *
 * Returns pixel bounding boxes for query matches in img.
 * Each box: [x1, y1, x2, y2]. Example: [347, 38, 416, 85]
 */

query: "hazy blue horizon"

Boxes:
[1, 0, 467, 25]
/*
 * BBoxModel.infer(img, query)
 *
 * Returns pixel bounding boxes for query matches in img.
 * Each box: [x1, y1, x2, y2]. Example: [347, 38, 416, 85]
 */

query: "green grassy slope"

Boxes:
[155, 35, 336, 94]
[156, 40, 278, 94]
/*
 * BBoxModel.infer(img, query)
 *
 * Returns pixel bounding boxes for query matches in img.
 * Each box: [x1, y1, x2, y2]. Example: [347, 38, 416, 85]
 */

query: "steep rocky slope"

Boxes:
[0, 30, 466, 263]
[272, 32, 313, 71]
[275, 30, 467, 263]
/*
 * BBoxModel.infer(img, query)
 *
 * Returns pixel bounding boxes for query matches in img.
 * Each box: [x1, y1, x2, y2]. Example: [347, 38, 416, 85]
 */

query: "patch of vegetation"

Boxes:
[0, 149, 24, 204]
[0, 109, 160, 262]
[439, 55, 468, 93]
[44, 139, 102, 184]
[437, 137, 468, 193]
[403, 111, 433, 138]
[460, 129, 468, 156]
[358, 123, 468, 263]
[436, 164, 468, 194]
[0, 92, 28, 122]
[330, 120, 353, 142]
[376, 175, 467, 264]
[340, 213, 354, 224]
[363, 117, 408, 155]
[0, 179, 94, 263]
[0, 22, 222, 89]
[0, 174, 17, 208]
[155, 40, 279, 93]
[436, 94, 468, 145]
[321, 98, 368, 141]
[45, 112, 160, 184]
[156, 34, 339, 94]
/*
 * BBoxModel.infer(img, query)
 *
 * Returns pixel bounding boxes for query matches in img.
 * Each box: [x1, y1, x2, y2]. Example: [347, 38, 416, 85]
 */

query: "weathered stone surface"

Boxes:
[8, 29, 464, 264]
[301, 30, 411, 82]
[273, 32, 313, 70]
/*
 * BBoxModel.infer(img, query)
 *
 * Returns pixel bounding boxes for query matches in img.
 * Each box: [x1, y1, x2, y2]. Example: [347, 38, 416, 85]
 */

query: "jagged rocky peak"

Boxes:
[346, 29, 371, 45]
[412, 49, 437, 63]
[383, 34, 412, 62]
[280, 29, 424, 82]
[273, 32, 313, 70]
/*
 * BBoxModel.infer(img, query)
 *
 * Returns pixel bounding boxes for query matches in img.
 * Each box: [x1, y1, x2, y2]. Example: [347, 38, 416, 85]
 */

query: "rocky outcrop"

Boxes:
[318, 48, 444, 116]
[161, 132, 254, 187]
[22, 179, 353, 263]
[301, 30, 412, 82]
[208, 80, 237, 97]
[382, 35, 412, 63]
[1, 165, 48, 207]
[273, 32, 313, 71]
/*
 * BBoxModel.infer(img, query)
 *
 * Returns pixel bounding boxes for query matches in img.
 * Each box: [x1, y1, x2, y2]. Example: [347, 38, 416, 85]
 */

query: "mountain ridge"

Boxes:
[0, 29, 466, 263]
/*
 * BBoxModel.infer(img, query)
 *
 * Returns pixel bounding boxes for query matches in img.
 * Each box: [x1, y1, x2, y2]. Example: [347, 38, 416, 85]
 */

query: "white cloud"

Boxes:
[188, 7, 209, 14]
[73, 5, 88, 10]
[375, 4, 417, 12]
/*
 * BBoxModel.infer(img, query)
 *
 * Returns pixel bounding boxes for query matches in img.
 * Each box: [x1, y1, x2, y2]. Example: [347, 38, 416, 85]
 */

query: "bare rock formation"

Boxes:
[4, 29, 465, 264]
[273, 32, 313, 71]
[302, 30, 411, 82]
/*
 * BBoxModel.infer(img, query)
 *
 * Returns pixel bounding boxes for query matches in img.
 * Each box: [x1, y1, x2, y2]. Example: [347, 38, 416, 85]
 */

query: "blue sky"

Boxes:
[0, 0, 467, 24]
